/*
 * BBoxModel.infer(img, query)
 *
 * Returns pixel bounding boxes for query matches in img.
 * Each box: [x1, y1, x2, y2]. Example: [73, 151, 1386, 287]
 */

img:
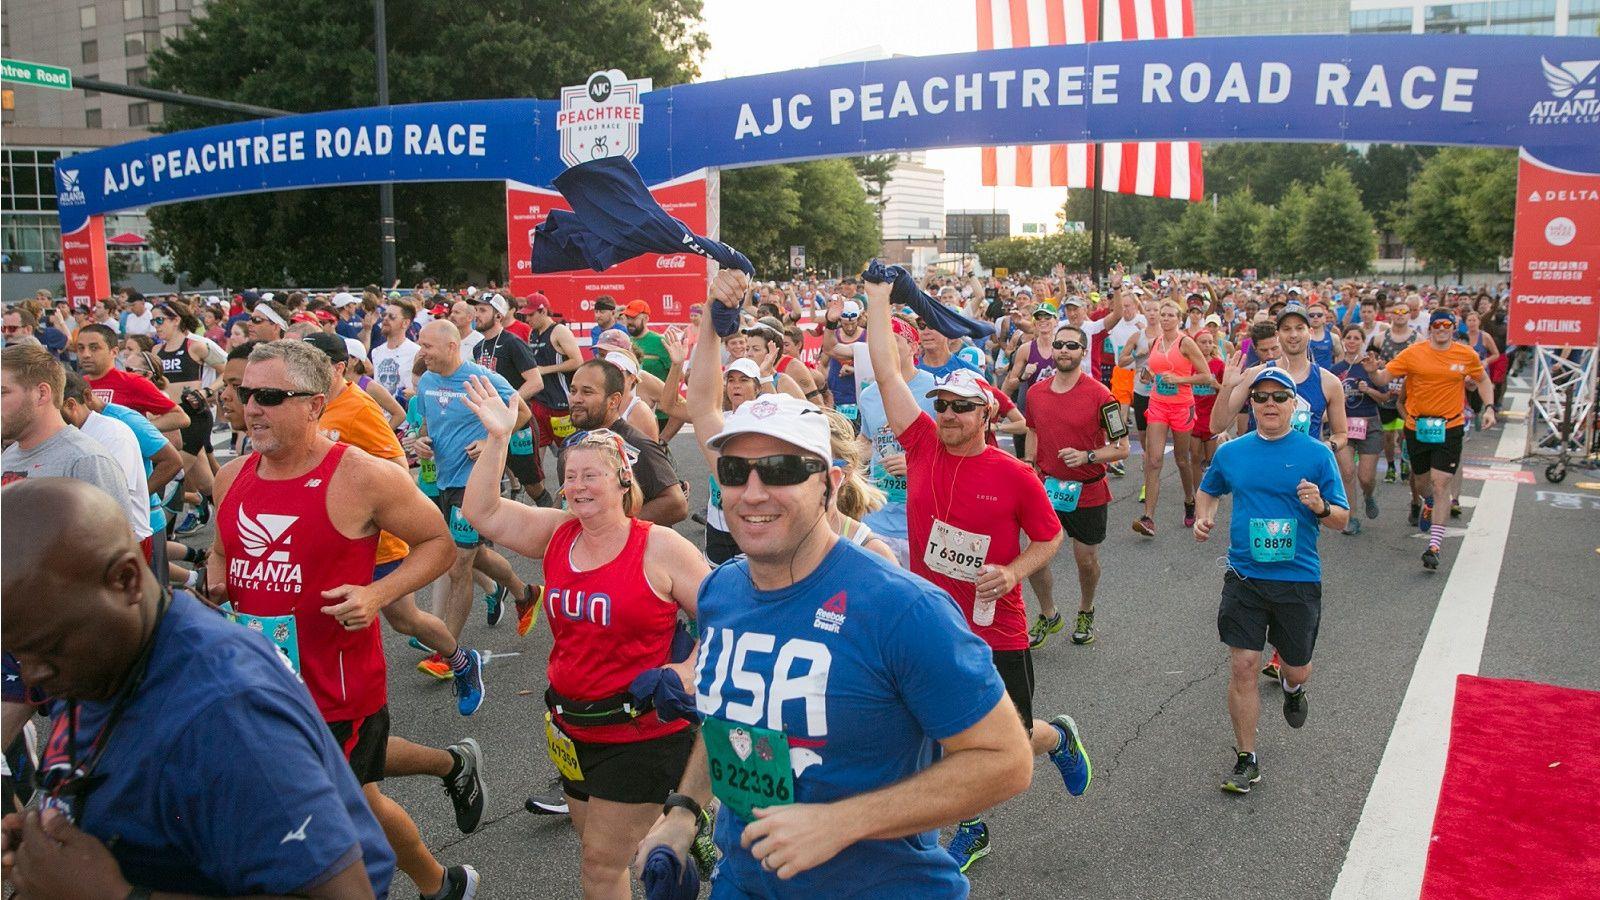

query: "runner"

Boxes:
[371, 299, 421, 403]
[0, 478, 395, 896]
[470, 292, 553, 507]
[1192, 367, 1349, 795]
[560, 358, 689, 527]
[635, 358, 1033, 895]
[1128, 300, 1212, 535]
[456, 377, 708, 900]
[1330, 325, 1385, 529]
[150, 299, 223, 536]
[208, 339, 482, 899]
[1209, 304, 1348, 452]
[1024, 322, 1132, 649]
[1367, 309, 1495, 570]
[856, 314, 937, 567]
[74, 324, 190, 433]
[819, 297, 866, 429]
[1188, 328, 1227, 474]
[520, 296, 585, 464]
[1371, 302, 1418, 486]
[1304, 300, 1341, 368]
[863, 278, 1091, 871]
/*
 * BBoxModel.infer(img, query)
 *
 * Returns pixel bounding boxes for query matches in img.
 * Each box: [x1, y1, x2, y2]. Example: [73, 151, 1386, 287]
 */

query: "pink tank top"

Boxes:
[1147, 333, 1196, 405]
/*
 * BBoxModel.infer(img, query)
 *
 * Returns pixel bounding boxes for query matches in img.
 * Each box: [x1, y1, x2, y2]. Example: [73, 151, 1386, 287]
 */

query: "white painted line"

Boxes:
[1331, 394, 1529, 900]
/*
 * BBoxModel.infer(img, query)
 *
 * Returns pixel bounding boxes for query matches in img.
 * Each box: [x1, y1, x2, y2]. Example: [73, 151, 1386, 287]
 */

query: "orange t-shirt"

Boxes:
[1385, 341, 1485, 430]
[319, 382, 410, 564]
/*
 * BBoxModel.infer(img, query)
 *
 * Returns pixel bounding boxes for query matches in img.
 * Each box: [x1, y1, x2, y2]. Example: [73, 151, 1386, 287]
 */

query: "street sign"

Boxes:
[1, 58, 72, 91]
[789, 245, 805, 270]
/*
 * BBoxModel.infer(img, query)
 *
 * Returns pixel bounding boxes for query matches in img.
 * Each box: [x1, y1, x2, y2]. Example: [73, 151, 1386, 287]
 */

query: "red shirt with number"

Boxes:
[900, 413, 1061, 651]
[1025, 374, 1117, 509]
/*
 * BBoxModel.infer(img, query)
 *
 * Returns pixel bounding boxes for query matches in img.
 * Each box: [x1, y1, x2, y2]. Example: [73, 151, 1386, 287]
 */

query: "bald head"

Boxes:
[417, 319, 462, 375]
[3, 478, 155, 701]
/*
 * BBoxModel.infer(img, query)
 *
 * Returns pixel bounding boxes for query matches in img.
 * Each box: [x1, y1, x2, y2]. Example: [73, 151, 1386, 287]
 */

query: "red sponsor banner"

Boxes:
[1508, 155, 1600, 349]
[505, 171, 710, 327]
[61, 215, 111, 308]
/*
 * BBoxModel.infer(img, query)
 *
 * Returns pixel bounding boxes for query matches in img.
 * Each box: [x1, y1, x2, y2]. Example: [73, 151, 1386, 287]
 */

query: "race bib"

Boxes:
[837, 403, 859, 421]
[708, 474, 723, 511]
[509, 426, 535, 455]
[418, 457, 438, 485]
[220, 603, 301, 676]
[923, 519, 992, 583]
[871, 461, 907, 503]
[1155, 375, 1179, 397]
[1044, 477, 1082, 514]
[702, 717, 793, 823]
[1248, 518, 1297, 563]
[448, 505, 479, 545]
[1191, 383, 1217, 397]
[1347, 417, 1369, 441]
[544, 712, 584, 782]
[1417, 416, 1446, 443]
[1290, 408, 1312, 435]
[550, 415, 576, 439]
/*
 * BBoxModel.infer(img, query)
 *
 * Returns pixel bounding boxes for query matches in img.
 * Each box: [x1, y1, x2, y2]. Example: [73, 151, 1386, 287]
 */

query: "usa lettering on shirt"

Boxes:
[696, 625, 831, 778]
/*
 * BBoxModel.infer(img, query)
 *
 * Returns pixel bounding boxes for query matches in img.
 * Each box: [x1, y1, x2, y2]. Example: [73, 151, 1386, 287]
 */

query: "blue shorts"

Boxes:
[372, 559, 403, 580]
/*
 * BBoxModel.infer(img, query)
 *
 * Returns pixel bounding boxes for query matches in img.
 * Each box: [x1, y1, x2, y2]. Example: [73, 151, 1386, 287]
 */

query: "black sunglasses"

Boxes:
[250, 316, 269, 325]
[1052, 340, 1083, 351]
[237, 386, 320, 406]
[1250, 390, 1295, 404]
[933, 398, 983, 414]
[716, 454, 827, 487]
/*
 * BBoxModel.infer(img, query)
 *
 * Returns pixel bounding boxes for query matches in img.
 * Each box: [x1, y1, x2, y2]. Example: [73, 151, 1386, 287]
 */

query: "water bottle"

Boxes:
[973, 566, 998, 626]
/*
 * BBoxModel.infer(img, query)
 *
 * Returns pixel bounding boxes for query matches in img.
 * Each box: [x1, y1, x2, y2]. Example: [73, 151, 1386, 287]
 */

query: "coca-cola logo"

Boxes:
[655, 255, 688, 270]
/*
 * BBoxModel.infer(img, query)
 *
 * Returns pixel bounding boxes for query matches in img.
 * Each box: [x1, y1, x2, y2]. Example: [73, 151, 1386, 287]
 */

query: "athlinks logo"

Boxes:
[1530, 57, 1600, 125]
[57, 169, 87, 206]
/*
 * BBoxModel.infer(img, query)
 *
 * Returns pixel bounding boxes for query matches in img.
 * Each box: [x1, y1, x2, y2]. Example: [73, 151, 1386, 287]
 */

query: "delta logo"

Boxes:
[1530, 57, 1600, 125]
[57, 169, 86, 206]
[813, 591, 847, 633]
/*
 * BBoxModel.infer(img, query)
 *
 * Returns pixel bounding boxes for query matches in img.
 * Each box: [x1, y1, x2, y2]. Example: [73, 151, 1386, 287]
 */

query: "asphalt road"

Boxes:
[193, 403, 1599, 899]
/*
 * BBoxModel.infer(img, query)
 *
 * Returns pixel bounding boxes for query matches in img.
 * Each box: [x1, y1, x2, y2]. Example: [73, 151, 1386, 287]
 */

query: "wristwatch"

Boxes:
[1086, 449, 1097, 464]
[1315, 501, 1332, 519]
[663, 791, 704, 823]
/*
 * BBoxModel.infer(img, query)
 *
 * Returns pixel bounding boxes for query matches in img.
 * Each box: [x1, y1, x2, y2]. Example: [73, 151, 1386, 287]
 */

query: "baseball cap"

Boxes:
[603, 350, 640, 375]
[1187, 292, 1206, 307]
[1062, 296, 1086, 309]
[1204, 314, 1223, 327]
[594, 297, 617, 312]
[724, 357, 762, 380]
[290, 311, 318, 325]
[1251, 366, 1297, 391]
[313, 309, 336, 324]
[522, 295, 550, 315]
[1033, 303, 1059, 318]
[925, 370, 991, 402]
[1287, 286, 1304, 296]
[1276, 302, 1311, 326]
[623, 300, 651, 317]
[301, 331, 348, 363]
[331, 291, 360, 309]
[1015, 285, 1035, 297]
[706, 394, 831, 462]
[474, 292, 510, 317]
[840, 300, 862, 317]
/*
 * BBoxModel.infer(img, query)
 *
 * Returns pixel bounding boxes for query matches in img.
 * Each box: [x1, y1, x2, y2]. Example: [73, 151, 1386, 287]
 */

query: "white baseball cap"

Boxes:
[925, 369, 992, 402]
[475, 292, 510, 317]
[331, 291, 360, 309]
[725, 357, 761, 380]
[706, 394, 831, 461]
[840, 299, 862, 316]
[603, 350, 639, 376]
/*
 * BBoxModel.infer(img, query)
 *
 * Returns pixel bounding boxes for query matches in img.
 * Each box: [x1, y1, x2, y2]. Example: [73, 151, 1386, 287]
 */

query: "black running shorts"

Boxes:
[1131, 393, 1150, 432]
[1404, 425, 1465, 476]
[562, 726, 696, 806]
[327, 705, 390, 785]
[992, 649, 1035, 732]
[1217, 572, 1322, 669]
[1056, 502, 1108, 546]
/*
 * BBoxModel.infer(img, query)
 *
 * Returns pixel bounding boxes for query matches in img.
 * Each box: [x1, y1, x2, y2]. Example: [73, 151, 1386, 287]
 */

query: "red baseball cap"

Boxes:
[313, 309, 336, 323]
[290, 311, 318, 325]
[521, 296, 550, 315]
[623, 300, 651, 317]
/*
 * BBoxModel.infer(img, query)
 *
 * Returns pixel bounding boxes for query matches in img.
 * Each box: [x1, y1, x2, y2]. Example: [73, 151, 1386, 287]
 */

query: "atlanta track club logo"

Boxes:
[57, 169, 86, 205]
[1530, 57, 1600, 125]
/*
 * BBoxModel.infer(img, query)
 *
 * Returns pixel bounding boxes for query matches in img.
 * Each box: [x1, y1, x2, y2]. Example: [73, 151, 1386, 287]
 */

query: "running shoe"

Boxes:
[1184, 501, 1197, 528]
[1400, 457, 1411, 479]
[454, 650, 485, 716]
[1108, 460, 1127, 478]
[1071, 610, 1096, 645]
[1422, 545, 1440, 571]
[515, 583, 543, 637]
[690, 805, 719, 879]
[1419, 500, 1434, 532]
[945, 820, 990, 873]
[1342, 520, 1362, 536]
[1132, 515, 1156, 537]
[408, 637, 435, 654]
[173, 509, 205, 537]
[443, 738, 486, 834]
[1365, 494, 1379, 520]
[524, 775, 570, 815]
[434, 864, 480, 900]
[1048, 714, 1092, 796]
[1384, 467, 1397, 484]
[485, 585, 508, 627]
[1282, 685, 1308, 729]
[1407, 502, 1421, 527]
[1449, 500, 1462, 519]
[1028, 612, 1064, 649]
[1221, 751, 1261, 794]
[418, 653, 452, 681]
[1260, 661, 1281, 680]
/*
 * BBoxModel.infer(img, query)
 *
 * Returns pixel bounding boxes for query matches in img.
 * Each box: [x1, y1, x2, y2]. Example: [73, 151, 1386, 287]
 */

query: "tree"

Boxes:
[1347, 144, 1436, 231]
[1205, 190, 1266, 274]
[719, 165, 801, 276]
[1255, 182, 1310, 276]
[850, 154, 899, 244]
[1062, 190, 1185, 258]
[1298, 167, 1376, 276]
[1203, 143, 1359, 206]
[1395, 147, 1509, 279]
[976, 231, 1136, 274]
[784, 160, 879, 277]
[145, 0, 708, 286]
[1163, 202, 1215, 271]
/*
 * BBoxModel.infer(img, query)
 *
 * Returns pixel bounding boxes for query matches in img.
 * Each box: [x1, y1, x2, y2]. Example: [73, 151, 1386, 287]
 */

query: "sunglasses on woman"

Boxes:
[235, 386, 320, 406]
[716, 454, 827, 487]
[1051, 340, 1083, 351]
[1250, 390, 1295, 404]
[933, 398, 983, 414]
[150, 316, 168, 326]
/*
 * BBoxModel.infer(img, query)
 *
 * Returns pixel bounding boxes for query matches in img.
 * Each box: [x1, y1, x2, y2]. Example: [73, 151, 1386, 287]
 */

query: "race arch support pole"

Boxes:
[374, 0, 398, 287]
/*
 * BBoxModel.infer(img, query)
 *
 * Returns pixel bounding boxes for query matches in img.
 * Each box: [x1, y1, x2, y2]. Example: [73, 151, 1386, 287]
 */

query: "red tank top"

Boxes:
[217, 442, 385, 722]
[543, 517, 687, 744]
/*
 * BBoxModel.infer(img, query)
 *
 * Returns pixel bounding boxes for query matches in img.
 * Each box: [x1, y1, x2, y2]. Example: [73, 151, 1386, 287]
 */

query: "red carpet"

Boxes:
[1421, 675, 1600, 900]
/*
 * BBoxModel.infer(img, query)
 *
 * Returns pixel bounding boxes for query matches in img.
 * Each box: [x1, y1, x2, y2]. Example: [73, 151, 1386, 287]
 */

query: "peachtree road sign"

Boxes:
[1, 58, 72, 91]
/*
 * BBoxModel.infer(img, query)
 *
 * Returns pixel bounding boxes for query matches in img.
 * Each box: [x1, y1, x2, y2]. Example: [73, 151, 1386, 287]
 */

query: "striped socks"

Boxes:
[1429, 523, 1446, 551]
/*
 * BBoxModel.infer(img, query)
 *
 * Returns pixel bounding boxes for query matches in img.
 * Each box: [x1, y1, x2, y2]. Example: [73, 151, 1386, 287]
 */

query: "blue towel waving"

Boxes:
[860, 260, 994, 341]
[533, 156, 754, 278]
[628, 667, 701, 724]
[641, 845, 700, 900]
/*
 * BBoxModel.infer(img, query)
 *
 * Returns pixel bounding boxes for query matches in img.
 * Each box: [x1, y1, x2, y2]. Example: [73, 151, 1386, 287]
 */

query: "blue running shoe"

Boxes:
[173, 510, 204, 537]
[945, 820, 989, 873]
[454, 649, 485, 716]
[408, 637, 434, 654]
[1049, 714, 1092, 796]
[485, 585, 508, 627]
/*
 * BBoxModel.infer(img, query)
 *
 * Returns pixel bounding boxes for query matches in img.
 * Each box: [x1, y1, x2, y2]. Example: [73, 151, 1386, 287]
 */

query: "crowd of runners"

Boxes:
[1, 266, 1515, 897]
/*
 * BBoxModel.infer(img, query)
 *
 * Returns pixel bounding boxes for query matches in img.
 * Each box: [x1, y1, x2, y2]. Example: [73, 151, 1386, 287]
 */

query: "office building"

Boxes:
[1350, 0, 1599, 35]
[1195, 0, 1351, 35]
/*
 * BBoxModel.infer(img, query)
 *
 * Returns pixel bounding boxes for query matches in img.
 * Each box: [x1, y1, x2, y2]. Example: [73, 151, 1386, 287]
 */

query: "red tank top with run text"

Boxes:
[543, 517, 687, 744]
[217, 442, 385, 722]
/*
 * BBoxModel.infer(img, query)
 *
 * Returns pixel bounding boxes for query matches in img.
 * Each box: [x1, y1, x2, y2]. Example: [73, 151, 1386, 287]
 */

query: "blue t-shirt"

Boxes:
[417, 361, 515, 489]
[695, 539, 1005, 899]
[335, 317, 364, 341]
[38, 592, 394, 895]
[1330, 361, 1379, 418]
[916, 354, 980, 380]
[1199, 430, 1348, 582]
[101, 402, 170, 533]
[857, 372, 937, 540]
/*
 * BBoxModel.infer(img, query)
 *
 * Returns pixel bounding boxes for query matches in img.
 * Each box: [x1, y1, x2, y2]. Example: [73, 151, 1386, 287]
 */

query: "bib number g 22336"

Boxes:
[702, 716, 793, 823]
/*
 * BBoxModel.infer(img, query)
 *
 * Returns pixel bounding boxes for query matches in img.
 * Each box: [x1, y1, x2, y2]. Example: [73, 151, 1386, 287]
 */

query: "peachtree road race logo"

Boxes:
[1531, 57, 1600, 125]
[57, 169, 85, 205]
[558, 70, 650, 168]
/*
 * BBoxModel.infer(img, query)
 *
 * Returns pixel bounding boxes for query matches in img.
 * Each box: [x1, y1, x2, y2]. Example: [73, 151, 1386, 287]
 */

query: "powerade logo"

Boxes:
[1530, 57, 1600, 125]
[57, 169, 86, 205]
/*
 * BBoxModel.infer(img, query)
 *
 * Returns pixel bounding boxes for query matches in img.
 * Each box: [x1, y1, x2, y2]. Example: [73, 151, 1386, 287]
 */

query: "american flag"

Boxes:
[977, 0, 1205, 202]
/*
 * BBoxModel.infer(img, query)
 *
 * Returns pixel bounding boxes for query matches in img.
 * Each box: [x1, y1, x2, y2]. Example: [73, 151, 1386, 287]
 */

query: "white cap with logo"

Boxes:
[724, 357, 762, 380]
[706, 394, 832, 461]
[925, 369, 992, 402]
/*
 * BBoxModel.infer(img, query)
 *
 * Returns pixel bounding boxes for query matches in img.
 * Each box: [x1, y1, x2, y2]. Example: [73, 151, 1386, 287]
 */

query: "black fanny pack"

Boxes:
[544, 686, 653, 727]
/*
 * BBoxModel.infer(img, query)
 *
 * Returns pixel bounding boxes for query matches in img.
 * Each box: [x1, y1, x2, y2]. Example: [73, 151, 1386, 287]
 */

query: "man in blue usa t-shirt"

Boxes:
[636, 273, 1032, 898]
[1193, 366, 1348, 797]
[1, 478, 392, 897]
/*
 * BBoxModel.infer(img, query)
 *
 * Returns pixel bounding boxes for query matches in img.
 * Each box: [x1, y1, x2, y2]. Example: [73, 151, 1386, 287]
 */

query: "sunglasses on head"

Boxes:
[1052, 340, 1083, 351]
[933, 398, 983, 414]
[236, 386, 320, 406]
[716, 454, 827, 487]
[1250, 389, 1295, 404]
[839, 311, 860, 319]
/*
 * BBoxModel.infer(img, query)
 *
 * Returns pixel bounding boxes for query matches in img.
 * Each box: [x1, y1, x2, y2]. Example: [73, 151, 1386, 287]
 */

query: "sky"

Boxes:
[696, 0, 1070, 232]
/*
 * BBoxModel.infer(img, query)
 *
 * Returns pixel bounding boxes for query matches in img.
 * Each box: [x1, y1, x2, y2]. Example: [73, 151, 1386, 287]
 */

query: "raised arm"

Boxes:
[459, 374, 571, 558]
[863, 279, 921, 436]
